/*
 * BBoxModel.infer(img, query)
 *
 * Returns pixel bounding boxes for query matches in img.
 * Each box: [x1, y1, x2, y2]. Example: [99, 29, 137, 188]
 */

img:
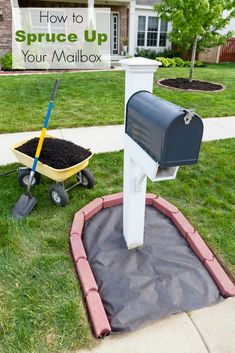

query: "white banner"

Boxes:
[12, 8, 111, 70]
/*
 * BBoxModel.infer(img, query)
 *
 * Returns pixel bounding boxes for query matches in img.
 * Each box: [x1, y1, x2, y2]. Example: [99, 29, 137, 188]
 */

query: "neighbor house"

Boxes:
[0, 0, 171, 58]
[199, 10, 235, 63]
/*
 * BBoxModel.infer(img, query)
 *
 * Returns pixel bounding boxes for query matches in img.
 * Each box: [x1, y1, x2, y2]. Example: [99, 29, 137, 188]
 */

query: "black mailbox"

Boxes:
[126, 91, 203, 168]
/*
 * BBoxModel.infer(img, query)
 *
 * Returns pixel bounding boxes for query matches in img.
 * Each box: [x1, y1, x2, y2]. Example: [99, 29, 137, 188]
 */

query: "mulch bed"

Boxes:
[16, 137, 91, 169]
[158, 78, 224, 92]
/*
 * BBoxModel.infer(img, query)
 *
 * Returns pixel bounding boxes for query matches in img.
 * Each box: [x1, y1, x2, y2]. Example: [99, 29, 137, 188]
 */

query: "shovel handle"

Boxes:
[31, 80, 59, 173]
[51, 79, 60, 102]
[44, 79, 60, 129]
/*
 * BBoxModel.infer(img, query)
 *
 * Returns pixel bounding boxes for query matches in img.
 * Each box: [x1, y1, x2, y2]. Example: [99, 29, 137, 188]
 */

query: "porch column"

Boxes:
[128, 0, 136, 56]
[11, 0, 19, 6]
[88, 0, 95, 26]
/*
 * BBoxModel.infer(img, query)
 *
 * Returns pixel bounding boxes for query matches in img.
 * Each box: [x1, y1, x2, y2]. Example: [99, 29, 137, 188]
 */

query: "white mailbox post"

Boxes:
[120, 57, 179, 249]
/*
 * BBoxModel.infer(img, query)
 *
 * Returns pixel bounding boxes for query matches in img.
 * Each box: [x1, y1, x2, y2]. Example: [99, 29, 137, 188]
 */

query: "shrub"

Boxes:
[135, 48, 158, 60]
[168, 58, 176, 67]
[136, 50, 206, 69]
[182, 60, 206, 67]
[155, 49, 181, 58]
[135, 48, 181, 60]
[0, 52, 12, 71]
[194, 60, 206, 67]
[156, 57, 171, 67]
[156, 57, 177, 67]
[183, 60, 191, 67]
[172, 57, 185, 67]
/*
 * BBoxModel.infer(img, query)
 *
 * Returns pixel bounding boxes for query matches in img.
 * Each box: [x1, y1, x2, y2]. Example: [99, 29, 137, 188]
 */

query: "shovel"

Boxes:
[12, 79, 59, 220]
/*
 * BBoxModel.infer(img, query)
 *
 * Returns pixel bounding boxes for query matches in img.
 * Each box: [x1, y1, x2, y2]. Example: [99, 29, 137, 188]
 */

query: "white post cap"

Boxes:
[120, 57, 162, 73]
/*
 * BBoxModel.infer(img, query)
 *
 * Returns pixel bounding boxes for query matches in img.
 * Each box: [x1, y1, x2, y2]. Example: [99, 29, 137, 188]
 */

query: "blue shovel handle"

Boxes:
[30, 79, 59, 183]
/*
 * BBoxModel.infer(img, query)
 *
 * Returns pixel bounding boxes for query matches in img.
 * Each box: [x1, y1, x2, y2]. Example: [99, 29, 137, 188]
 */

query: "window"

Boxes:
[29, 9, 67, 35]
[159, 19, 168, 47]
[137, 16, 146, 46]
[30, 9, 48, 34]
[147, 17, 158, 47]
[50, 11, 67, 35]
[112, 13, 118, 52]
[137, 15, 168, 48]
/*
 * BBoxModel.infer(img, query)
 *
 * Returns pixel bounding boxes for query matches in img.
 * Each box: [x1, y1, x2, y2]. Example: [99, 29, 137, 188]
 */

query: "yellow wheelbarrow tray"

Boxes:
[10, 135, 93, 182]
[10, 135, 95, 207]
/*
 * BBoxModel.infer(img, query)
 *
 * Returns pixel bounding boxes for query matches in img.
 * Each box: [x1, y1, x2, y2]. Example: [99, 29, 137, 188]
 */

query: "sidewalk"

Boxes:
[79, 298, 235, 353]
[0, 117, 235, 166]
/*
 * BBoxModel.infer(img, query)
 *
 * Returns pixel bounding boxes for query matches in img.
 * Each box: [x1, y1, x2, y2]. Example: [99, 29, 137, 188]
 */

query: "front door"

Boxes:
[111, 13, 119, 55]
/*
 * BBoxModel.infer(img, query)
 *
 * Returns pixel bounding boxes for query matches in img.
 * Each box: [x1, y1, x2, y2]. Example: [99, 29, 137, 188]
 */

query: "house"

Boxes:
[0, 0, 171, 59]
[199, 10, 235, 63]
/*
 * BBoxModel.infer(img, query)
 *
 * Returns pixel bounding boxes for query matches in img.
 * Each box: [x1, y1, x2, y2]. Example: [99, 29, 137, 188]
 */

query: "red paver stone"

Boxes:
[76, 258, 98, 296]
[102, 192, 123, 208]
[81, 198, 103, 221]
[186, 231, 214, 262]
[204, 258, 235, 297]
[153, 196, 178, 217]
[70, 234, 87, 262]
[70, 211, 84, 237]
[171, 211, 194, 238]
[145, 193, 157, 206]
[86, 290, 112, 337]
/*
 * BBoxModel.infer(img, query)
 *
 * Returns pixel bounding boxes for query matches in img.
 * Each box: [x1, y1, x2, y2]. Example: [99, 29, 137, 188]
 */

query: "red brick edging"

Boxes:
[70, 193, 235, 337]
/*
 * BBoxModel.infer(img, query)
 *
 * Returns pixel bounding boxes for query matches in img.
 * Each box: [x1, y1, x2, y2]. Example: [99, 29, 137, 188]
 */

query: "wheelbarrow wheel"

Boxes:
[49, 184, 69, 207]
[77, 168, 95, 189]
[18, 168, 41, 187]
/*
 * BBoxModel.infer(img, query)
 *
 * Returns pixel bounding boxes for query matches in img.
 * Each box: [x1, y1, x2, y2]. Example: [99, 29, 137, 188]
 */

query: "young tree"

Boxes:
[154, 0, 235, 82]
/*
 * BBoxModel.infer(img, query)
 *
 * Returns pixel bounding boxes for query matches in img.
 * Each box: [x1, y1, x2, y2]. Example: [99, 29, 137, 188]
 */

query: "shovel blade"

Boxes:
[12, 194, 37, 220]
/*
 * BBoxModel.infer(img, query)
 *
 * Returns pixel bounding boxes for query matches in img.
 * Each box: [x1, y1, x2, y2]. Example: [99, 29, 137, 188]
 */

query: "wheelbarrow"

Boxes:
[10, 135, 95, 207]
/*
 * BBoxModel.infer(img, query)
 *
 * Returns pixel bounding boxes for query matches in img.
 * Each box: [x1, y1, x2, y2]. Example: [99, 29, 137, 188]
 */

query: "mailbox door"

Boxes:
[161, 114, 203, 167]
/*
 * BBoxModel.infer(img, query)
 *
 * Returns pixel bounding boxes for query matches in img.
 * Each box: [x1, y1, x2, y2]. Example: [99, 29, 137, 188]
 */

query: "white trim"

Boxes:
[128, 0, 136, 56]
[135, 5, 154, 10]
[125, 135, 178, 182]
[156, 14, 160, 49]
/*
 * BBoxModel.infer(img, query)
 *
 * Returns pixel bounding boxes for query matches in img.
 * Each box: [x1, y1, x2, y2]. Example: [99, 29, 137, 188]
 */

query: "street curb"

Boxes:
[70, 193, 235, 337]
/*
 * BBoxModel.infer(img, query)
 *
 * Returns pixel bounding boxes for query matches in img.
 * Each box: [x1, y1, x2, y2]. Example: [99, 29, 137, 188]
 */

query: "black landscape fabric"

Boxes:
[83, 205, 222, 333]
[16, 137, 91, 169]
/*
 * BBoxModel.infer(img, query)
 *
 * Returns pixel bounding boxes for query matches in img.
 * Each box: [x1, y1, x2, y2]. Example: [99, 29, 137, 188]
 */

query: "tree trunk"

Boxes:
[189, 36, 198, 83]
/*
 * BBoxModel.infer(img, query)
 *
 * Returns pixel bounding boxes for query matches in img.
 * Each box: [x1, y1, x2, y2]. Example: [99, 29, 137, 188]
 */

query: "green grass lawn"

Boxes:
[0, 139, 234, 353]
[0, 63, 235, 134]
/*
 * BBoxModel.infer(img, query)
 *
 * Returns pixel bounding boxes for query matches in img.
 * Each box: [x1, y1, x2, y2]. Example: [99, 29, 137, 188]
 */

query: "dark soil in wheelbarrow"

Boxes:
[16, 137, 92, 169]
[158, 78, 224, 91]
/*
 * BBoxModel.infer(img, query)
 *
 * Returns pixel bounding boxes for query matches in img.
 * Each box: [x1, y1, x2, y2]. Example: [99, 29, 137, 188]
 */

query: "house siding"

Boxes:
[0, 0, 12, 56]
[19, 0, 128, 53]
[0, 0, 157, 59]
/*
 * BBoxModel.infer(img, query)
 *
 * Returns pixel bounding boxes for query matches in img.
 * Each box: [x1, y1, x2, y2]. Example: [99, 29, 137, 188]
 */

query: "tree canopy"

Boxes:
[154, 0, 235, 53]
